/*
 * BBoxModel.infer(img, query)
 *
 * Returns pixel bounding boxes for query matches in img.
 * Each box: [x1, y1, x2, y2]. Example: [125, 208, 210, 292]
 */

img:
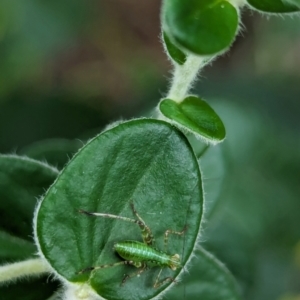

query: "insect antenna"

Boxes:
[78, 204, 155, 246]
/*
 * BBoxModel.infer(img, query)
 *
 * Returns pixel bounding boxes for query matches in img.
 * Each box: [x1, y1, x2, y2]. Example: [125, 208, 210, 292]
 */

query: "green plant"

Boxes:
[0, 1, 299, 299]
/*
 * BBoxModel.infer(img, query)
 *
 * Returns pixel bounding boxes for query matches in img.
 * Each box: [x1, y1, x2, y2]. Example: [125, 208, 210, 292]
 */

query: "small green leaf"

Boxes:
[159, 96, 226, 143]
[247, 0, 300, 12]
[163, 247, 242, 300]
[162, 0, 239, 55]
[0, 155, 59, 299]
[163, 31, 187, 65]
[36, 119, 203, 300]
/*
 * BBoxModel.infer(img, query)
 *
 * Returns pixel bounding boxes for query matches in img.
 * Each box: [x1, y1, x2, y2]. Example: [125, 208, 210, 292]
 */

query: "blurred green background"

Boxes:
[0, 1, 300, 300]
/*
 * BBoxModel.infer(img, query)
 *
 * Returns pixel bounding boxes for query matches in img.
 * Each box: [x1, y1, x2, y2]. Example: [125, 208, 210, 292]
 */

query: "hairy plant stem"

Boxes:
[63, 283, 104, 300]
[0, 258, 49, 284]
[167, 55, 210, 102]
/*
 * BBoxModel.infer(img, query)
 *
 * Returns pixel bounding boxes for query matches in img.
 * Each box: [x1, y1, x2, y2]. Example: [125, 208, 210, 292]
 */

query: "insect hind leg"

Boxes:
[153, 268, 176, 289]
[164, 225, 187, 252]
[121, 263, 147, 286]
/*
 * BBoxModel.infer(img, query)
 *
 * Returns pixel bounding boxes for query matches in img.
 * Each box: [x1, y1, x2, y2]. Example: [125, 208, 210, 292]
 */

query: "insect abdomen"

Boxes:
[114, 241, 170, 267]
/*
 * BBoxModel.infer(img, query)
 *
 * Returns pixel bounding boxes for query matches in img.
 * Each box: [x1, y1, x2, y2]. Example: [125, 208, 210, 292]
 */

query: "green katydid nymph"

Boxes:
[78, 203, 187, 288]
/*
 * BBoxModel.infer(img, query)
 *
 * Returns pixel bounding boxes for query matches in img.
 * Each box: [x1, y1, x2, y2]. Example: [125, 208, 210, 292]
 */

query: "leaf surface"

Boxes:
[36, 119, 203, 300]
[20, 138, 82, 169]
[0, 155, 59, 299]
[163, 247, 242, 300]
[159, 96, 226, 143]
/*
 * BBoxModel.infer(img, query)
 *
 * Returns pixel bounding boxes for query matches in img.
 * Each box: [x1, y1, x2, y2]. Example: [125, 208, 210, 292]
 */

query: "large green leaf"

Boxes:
[0, 155, 59, 299]
[284, 0, 300, 7]
[0, 155, 58, 245]
[162, 0, 239, 55]
[162, 247, 242, 300]
[184, 136, 226, 221]
[199, 145, 225, 219]
[36, 119, 203, 300]
[159, 96, 226, 143]
[19, 138, 82, 169]
[247, 0, 300, 12]
[0, 230, 35, 260]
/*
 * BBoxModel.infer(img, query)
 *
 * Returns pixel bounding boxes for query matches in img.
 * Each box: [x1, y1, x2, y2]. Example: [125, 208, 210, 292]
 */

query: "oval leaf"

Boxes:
[162, 0, 239, 55]
[35, 119, 203, 300]
[159, 96, 226, 143]
[199, 145, 226, 219]
[246, 0, 300, 12]
[19, 138, 82, 169]
[0, 230, 35, 260]
[163, 31, 187, 65]
[183, 137, 226, 219]
[0, 155, 58, 246]
[284, 0, 300, 7]
[0, 155, 59, 299]
[162, 247, 242, 300]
